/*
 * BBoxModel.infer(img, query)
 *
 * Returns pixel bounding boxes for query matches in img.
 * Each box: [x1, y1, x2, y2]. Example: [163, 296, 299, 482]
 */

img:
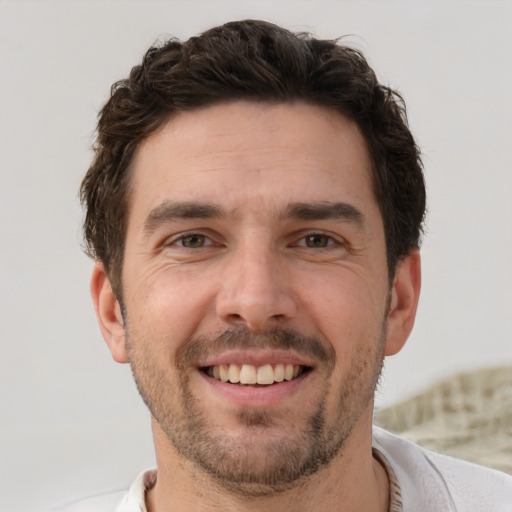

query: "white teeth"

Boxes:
[284, 364, 294, 381]
[208, 363, 304, 385]
[257, 364, 274, 385]
[274, 363, 285, 382]
[240, 364, 257, 385]
[228, 364, 240, 383]
[219, 364, 229, 383]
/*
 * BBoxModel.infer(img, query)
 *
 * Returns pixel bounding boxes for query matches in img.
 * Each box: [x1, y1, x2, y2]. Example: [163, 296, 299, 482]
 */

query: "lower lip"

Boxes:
[198, 370, 312, 408]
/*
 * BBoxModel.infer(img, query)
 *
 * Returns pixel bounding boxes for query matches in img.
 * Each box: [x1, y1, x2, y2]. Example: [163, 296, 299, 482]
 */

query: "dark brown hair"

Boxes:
[81, 19, 425, 297]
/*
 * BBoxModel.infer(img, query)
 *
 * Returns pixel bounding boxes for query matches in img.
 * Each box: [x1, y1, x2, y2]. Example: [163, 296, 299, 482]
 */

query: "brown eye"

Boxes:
[179, 234, 207, 248]
[304, 234, 331, 248]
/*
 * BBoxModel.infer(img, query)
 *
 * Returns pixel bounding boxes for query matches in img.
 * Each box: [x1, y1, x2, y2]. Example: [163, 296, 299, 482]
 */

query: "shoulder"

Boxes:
[425, 449, 512, 511]
[373, 426, 512, 511]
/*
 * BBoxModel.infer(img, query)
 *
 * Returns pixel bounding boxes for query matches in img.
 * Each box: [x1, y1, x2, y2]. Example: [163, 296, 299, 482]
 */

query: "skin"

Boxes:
[92, 101, 421, 512]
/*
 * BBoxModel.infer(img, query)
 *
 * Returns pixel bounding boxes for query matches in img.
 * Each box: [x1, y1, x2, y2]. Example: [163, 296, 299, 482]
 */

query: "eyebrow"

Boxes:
[143, 199, 365, 235]
[285, 202, 364, 225]
[143, 201, 226, 234]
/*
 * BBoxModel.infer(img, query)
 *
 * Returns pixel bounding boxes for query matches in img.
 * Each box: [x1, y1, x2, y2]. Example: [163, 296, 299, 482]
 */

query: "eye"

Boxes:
[176, 233, 211, 248]
[300, 233, 335, 248]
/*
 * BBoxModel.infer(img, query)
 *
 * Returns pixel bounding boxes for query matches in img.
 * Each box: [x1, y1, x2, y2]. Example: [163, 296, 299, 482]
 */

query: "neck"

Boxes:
[146, 414, 389, 512]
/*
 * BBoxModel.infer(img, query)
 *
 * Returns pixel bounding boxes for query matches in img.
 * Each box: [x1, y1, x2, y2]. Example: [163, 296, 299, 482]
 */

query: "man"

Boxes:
[78, 19, 511, 512]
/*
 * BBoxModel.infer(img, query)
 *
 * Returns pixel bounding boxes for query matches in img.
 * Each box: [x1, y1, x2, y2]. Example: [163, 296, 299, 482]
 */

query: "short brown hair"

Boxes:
[81, 19, 425, 297]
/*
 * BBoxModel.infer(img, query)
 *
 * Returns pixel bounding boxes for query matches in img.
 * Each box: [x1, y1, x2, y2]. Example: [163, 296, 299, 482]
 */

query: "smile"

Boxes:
[202, 363, 309, 385]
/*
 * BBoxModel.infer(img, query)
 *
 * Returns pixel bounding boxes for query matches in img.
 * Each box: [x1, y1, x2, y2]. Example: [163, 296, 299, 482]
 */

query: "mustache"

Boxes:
[176, 327, 335, 370]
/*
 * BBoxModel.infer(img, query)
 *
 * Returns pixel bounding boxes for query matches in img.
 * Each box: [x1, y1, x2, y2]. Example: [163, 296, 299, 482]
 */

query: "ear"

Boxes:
[385, 249, 421, 356]
[90, 261, 129, 363]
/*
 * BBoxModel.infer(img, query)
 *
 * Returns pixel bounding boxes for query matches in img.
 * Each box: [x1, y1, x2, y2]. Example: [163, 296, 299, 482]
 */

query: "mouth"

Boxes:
[201, 363, 311, 386]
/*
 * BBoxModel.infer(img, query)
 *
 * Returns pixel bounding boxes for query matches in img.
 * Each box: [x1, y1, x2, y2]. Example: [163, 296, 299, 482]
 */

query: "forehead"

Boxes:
[128, 101, 377, 223]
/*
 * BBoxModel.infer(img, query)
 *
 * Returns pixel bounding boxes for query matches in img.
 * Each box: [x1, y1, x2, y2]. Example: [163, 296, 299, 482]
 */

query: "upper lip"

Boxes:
[197, 349, 315, 369]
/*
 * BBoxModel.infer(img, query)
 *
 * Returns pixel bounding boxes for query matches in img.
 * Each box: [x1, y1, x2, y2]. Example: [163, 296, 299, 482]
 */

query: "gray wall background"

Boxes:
[1, 1, 511, 510]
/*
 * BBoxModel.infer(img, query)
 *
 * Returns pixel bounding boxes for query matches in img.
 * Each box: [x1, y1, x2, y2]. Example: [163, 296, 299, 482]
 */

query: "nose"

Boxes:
[215, 244, 297, 331]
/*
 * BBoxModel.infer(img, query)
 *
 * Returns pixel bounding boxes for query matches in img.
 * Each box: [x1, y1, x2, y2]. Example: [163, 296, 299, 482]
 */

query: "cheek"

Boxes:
[124, 266, 218, 351]
[297, 269, 388, 350]
[307, 272, 388, 418]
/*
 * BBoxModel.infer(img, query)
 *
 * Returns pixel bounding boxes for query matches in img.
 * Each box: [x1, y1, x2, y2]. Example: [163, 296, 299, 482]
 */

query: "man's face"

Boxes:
[103, 101, 408, 493]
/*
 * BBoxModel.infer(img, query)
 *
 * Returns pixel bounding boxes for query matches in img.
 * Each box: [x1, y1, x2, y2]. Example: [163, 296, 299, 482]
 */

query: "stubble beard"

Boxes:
[126, 326, 386, 497]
